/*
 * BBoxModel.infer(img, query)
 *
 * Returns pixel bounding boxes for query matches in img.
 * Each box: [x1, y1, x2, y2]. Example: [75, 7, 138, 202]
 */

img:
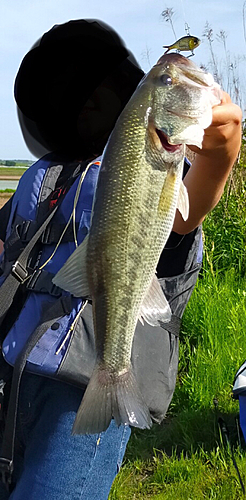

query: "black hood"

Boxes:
[14, 19, 144, 158]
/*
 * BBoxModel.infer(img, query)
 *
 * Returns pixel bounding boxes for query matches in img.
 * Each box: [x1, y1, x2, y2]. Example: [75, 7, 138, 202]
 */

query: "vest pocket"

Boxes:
[56, 303, 96, 388]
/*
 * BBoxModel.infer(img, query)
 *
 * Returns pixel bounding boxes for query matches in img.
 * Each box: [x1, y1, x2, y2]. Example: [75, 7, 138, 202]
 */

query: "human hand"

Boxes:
[173, 92, 242, 234]
[188, 91, 242, 164]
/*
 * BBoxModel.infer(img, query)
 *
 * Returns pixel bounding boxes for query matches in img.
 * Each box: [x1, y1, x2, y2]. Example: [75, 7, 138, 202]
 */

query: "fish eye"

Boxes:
[161, 74, 172, 86]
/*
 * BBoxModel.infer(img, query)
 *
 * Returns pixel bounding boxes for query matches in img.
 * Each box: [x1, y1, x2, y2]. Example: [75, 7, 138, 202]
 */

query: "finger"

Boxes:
[210, 102, 242, 128]
[219, 91, 231, 105]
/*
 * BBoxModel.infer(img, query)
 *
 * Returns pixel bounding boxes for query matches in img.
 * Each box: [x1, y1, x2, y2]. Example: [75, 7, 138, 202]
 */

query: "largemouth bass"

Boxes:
[53, 53, 221, 434]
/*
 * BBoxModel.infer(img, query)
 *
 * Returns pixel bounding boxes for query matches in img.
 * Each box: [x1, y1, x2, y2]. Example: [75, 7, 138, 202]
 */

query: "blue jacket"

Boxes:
[1, 154, 100, 377]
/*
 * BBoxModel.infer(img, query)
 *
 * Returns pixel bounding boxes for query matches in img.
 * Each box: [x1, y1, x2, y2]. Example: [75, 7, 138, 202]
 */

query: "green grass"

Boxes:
[110, 448, 246, 499]
[175, 270, 246, 414]
[202, 192, 246, 277]
[0, 167, 27, 176]
[109, 167, 246, 499]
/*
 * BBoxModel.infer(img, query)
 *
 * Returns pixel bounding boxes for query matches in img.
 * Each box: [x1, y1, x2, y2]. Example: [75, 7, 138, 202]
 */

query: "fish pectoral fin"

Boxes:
[52, 235, 90, 297]
[177, 181, 189, 221]
[139, 274, 172, 326]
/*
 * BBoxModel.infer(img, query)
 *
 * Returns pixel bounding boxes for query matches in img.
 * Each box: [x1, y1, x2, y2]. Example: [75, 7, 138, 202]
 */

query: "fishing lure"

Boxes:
[163, 35, 200, 57]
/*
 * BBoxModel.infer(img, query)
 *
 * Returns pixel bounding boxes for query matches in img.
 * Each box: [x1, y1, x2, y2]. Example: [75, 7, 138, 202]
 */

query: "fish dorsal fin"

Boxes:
[177, 181, 189, 221]
[52, 235, 90, 297]
[139, 274, 171, 326]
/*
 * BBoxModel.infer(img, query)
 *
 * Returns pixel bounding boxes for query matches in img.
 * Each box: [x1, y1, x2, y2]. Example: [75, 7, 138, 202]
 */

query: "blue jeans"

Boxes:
[0, 373, 131, 500]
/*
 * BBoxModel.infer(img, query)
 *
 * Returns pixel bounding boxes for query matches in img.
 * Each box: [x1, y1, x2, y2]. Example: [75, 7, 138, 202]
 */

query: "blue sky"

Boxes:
[0, 0, 245, 159]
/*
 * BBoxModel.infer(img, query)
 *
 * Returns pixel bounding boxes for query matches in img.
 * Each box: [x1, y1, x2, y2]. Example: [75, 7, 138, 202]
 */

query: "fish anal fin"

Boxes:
[139, 274, 171, 326]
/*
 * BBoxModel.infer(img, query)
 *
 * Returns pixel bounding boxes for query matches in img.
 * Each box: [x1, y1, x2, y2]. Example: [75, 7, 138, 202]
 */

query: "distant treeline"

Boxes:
[0, 160, 33, 167]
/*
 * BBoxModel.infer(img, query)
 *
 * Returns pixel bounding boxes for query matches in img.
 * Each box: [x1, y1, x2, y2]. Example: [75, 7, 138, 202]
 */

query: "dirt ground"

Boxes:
[0, 193, 12, 208]
[0, 176, 20, 180]
[0, 174, 20, 208]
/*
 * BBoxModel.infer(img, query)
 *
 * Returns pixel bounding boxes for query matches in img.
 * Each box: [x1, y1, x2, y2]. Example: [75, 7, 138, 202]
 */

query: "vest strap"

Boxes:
[16, 220, 38, 243]
[41, 222, 81, 244]
[26, 268, 63, 297]
[0, 207, 59, 328]
[17, 220, 85, 245]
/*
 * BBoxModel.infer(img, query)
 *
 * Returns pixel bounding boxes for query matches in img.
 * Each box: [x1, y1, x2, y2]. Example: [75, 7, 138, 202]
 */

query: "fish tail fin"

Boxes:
[72, 364, 152, 435]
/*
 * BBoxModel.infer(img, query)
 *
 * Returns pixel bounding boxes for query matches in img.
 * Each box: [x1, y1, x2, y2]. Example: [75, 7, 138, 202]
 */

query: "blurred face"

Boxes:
[77, 76, 123, 157]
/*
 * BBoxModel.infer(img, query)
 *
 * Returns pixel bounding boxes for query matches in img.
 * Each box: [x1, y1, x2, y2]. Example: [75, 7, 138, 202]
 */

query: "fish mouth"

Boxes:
[155, 129, 182, 152]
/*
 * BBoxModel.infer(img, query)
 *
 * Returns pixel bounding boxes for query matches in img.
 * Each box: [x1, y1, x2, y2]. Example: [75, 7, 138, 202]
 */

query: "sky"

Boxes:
[0, 0, 245, 160]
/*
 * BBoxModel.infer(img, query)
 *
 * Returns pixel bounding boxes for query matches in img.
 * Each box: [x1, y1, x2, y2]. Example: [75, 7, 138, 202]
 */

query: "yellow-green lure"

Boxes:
[163, 36, 200, 57]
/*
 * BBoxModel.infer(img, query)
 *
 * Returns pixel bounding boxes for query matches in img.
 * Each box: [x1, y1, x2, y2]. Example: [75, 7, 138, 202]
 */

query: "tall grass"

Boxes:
[176, 269, 246, 414]
[202, 164, 246, 277]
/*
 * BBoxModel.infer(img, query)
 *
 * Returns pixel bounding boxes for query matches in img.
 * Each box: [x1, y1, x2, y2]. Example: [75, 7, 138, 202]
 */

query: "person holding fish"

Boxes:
[0, 19, 241, 500]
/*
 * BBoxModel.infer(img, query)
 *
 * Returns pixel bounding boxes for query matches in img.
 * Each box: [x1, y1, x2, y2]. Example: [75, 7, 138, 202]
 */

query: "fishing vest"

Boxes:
[0, 153, 203, 423]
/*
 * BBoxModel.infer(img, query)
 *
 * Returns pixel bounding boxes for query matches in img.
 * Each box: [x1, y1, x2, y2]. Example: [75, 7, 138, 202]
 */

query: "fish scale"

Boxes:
[90, 167, 172, 361]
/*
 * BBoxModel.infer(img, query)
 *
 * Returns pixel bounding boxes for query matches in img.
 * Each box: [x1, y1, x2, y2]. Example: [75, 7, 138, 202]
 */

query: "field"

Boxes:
[0, 166, 26, 207]
[1, 155, 246, 498]
[0, 167, 28, 177]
